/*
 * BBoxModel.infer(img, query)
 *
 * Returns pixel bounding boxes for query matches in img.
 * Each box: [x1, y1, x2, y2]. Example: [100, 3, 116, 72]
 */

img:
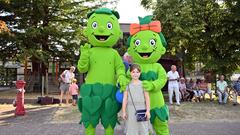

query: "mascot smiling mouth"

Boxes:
[95, 35, 109, 41]
[138, 52, 152, 58]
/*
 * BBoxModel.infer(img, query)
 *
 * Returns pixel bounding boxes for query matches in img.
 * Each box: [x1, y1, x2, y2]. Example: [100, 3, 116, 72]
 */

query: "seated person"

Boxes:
[192, 79, 200, 102]
[216, 75, 228, 104]
[198, 78, 208, 101]
[185, 78, 195, 101]
[233, 77, 240, 106]
[179, 77, 188, 101]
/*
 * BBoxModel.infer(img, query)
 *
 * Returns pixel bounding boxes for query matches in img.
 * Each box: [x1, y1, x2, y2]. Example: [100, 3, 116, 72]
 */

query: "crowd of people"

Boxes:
[59, 64, 240, 107]
[167, 65, 240, 106]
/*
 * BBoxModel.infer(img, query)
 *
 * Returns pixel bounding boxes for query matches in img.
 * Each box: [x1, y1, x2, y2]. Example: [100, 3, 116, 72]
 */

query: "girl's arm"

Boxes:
[77, 85, 79, 94]
[144, 91, 151, 120]
[122, 90, 128, 120]
[144, 91, 150, 112]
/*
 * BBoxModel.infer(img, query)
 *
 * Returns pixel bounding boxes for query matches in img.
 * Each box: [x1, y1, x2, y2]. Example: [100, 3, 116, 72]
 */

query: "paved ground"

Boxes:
[1, 102, 240, 135]
[0, 87, 12, 91]
[1, 88, 240, 135]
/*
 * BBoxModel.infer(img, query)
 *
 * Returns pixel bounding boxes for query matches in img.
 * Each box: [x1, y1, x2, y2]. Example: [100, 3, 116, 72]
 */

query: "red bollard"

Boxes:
[15, 80, 26, 116]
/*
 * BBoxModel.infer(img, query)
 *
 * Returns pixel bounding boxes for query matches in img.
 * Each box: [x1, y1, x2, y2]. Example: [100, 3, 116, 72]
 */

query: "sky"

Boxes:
[115, 0, 153, 23]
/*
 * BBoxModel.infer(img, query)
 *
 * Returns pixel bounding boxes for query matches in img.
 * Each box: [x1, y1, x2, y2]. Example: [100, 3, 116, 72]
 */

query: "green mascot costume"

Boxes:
[77, 8, 128, 135]
[127, 15, 170, 135]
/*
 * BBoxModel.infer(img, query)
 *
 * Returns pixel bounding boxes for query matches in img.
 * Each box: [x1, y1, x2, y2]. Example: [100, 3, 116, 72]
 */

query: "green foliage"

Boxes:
[0, 0, 110, 65]
[141, 0, 240, 76]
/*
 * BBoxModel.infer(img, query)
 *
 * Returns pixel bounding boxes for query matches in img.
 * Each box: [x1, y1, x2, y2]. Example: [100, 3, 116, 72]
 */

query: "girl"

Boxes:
[122, 64, 152, 135]
[68, 78, 79, 106]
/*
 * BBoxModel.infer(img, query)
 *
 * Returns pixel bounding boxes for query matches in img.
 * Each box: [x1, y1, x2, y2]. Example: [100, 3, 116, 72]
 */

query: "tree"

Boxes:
[141, 0, 240, 76]
[0, 0, 109, 74]
[0, 0, 117, 92]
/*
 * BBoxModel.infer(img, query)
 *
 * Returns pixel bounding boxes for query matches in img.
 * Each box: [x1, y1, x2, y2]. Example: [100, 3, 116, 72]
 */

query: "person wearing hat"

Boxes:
[59, 66, 75, 106]
[179, 77, 188, 101]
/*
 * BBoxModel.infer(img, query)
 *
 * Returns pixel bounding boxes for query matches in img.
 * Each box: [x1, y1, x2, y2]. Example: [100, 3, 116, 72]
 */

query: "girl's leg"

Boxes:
[153, 117, 169, 135]
[71, 97, 73, 105]
[72, 99, 76, 106]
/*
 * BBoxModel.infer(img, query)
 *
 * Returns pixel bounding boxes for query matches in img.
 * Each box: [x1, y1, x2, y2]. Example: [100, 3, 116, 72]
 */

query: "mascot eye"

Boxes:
[107, 23, 113, 29]
[134, 40, 141, 46]
[92, 22, 97, 29]
[149, 39, 156, 46]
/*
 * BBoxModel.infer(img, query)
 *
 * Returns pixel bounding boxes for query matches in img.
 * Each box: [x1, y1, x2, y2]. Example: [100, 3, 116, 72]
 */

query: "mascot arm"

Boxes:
[114, 51, 128, 91]
[152, 64, 167, 91]
[77, 43, 91, 73]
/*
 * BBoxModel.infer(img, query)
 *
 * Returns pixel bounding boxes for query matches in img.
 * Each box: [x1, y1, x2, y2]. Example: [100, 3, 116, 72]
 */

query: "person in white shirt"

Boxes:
[59, 66, 75, 106]
[167, 65, 180, 105]
[216, 75, 228, 104]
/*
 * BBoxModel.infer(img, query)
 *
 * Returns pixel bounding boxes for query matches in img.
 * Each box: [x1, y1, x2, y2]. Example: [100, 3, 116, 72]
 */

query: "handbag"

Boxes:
[128, 85, 147, 122]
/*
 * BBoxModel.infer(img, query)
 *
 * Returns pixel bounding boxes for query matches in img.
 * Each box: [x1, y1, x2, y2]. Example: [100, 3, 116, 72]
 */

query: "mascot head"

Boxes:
[83, 8, 122, 47]
[127, 15, 167, 64]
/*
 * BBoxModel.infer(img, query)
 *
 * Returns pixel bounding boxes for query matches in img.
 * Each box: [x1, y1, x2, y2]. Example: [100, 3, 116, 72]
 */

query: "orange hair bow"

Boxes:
[129, 21, 161, 35]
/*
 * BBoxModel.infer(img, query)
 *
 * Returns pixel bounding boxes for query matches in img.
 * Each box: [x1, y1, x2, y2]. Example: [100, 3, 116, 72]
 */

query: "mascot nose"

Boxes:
[142, 44, 148, 50]
[98, 26, 105, 33]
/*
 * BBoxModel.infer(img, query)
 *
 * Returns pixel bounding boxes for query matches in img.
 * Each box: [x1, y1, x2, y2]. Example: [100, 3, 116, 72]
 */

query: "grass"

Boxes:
[169, 101, 240, 123]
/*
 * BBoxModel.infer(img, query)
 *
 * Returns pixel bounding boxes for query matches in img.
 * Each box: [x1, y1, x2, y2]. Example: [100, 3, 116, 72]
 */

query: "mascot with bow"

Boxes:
[127, 15, 170, 135]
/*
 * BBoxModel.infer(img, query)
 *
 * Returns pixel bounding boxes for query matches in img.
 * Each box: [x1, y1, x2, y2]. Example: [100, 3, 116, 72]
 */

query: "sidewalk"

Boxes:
[1, 88, 240, 135]
[1, 103, 240, 135]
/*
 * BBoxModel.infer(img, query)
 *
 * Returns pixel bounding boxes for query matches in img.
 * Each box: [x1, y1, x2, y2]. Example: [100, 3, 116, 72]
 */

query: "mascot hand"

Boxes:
[80, 43, 91, 60]
[118, 75, 129, 92]
[142, 81, 154, 91]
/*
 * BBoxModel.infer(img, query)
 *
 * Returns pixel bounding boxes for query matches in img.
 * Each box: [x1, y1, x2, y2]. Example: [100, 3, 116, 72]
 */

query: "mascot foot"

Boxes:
[105, 125, 114, 135]
[86, 124, 95, 135]
[153, 118, 169, 135]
